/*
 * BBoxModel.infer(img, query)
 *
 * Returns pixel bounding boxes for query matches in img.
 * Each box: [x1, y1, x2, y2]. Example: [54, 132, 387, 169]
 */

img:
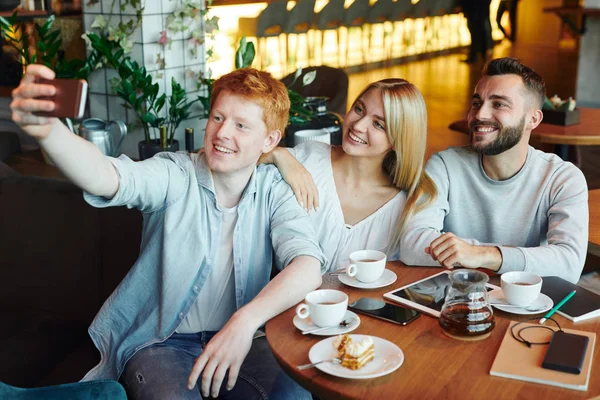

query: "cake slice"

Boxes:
[333, 334, 375, 370]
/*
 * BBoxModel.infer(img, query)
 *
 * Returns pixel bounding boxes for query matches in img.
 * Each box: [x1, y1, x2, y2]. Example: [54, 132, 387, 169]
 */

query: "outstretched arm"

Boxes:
[11, 65, 119, 197]
[260, 147, 319, 212]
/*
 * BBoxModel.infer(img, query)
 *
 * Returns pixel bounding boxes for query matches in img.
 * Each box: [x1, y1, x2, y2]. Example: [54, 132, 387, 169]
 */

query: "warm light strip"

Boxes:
[207, 0, 503, 78]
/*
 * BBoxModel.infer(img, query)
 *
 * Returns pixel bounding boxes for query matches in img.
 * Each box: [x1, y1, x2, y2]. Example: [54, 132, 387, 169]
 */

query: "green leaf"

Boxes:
[289, 67, 302, 86]
[123, 79, 134, 94]
[128, 92, 137, 105]
[155, 96, 166, 113]
[118, 60, 133, 78]
[302, 70, 317, 86]
[43, 15, 56, 31]
[235, 37, 255, 69]
[47, 29, 61, 44]
[114, 48, 125, 61]
[142, 113, 156, 125]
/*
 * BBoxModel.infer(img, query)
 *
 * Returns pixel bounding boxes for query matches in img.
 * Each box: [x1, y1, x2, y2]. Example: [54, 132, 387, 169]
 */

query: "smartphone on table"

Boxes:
[349, 298, 421, 326]
[35, 78, 88, 119]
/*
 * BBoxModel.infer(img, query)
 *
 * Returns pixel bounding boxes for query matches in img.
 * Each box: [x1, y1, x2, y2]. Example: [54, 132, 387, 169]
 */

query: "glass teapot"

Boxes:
[439, 269, 495, 340]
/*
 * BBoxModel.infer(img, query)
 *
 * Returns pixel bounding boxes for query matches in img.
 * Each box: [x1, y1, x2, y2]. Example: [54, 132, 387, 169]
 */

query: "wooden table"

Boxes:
[266, 264, 600, 399]
[448, 108, 600, 163]
[590, 189, 600, 258]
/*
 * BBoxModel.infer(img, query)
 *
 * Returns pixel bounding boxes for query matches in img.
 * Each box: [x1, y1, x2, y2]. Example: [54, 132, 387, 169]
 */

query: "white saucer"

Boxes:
[488, 288, 554, 315]
[293, 310, 360, 336]
[338, 269, 397, 289]
[308, 334, 404, 379]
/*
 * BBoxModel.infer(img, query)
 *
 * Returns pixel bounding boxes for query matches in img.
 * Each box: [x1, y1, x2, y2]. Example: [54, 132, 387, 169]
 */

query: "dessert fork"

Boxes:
[297, 357, 342, 370]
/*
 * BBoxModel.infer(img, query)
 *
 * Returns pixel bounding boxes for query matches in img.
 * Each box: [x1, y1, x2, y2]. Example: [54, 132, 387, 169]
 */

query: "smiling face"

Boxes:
[204, 90, 280, 175]
[468, 74, 538, 156]
[341, 88, 393, 158]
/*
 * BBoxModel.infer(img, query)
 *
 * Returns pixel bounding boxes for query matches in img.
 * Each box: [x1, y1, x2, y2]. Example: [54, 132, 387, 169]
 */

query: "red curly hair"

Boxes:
[211, 68, 290, 134]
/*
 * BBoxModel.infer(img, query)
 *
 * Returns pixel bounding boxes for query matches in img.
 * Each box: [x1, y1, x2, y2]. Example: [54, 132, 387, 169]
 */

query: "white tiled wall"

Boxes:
[83, 0, 208, 158]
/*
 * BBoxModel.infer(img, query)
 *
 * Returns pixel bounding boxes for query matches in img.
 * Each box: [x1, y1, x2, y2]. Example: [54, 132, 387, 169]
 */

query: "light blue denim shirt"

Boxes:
[81, 151, 326, 381]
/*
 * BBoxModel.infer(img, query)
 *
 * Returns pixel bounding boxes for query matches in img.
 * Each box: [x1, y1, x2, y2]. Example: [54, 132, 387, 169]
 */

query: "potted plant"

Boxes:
[85, 32, 200, 160]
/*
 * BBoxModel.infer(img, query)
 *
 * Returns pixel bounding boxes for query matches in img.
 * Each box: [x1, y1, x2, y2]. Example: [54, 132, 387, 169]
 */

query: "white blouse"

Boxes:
[287, 142, 405, 271]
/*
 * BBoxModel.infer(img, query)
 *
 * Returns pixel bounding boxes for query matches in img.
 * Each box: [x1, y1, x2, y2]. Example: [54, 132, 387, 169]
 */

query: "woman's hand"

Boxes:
[10, 64, 59, 140]
[271, 148, 319, 212]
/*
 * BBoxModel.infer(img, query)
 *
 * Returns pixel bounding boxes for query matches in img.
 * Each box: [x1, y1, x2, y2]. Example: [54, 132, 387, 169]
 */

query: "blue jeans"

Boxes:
[120, 332, 311, 400]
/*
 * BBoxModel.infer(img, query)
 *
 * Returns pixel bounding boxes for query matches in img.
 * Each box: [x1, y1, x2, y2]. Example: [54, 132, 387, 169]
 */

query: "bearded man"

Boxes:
[399, 57, 588, 284]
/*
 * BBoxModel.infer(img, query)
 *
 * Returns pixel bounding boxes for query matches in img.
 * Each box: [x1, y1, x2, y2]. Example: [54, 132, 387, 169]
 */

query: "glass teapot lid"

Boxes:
[448, 269, 489, 291]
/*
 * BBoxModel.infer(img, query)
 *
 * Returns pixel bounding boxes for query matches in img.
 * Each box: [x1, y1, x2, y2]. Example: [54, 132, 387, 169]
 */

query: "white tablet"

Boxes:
[383, 270, 500, 318]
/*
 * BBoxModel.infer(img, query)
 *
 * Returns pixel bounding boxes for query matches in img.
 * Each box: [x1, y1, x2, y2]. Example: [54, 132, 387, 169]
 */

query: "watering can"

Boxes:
[72, 118, 127, 157]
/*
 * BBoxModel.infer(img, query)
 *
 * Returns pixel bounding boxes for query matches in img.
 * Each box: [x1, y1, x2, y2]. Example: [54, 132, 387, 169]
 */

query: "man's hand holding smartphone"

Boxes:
[11, 65, 88, 139]
[36, 77, 87, 119]
[10, 65, 60, 139]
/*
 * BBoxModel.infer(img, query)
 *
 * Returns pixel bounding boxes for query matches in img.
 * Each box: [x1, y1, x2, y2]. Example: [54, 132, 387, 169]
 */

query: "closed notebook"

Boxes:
[542, 276, 600, 322]
[490, 322, 596, 391]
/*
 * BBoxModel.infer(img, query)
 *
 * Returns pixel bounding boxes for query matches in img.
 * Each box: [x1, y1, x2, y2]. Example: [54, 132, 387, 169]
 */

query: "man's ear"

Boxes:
[527, 108, 543, 131]
[263, 129, 282, 153]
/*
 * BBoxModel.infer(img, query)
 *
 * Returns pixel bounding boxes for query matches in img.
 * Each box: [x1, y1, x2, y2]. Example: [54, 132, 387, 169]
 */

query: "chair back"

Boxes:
[315, 0, 346, 30]
[391, 0, 416, 20]
[343, 0, 371, 27]
[433, 0, 457, 16]
[285, 0, 317, 33]
[368, 0, 396, 23]
[282, 66, 349, 116]
[257, 0, 289, 36]
[413, 0, 437, 18]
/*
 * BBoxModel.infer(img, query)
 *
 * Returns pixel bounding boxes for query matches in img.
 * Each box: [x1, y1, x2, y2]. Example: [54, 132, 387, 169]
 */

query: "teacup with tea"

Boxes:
[346, 250, 387, 283]
[500, 271, 543, 306]
[295, 289, 348, 327]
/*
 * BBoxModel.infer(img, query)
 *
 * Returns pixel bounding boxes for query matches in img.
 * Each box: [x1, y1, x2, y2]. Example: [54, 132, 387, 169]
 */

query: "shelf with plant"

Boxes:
[0, 13, 101, 79]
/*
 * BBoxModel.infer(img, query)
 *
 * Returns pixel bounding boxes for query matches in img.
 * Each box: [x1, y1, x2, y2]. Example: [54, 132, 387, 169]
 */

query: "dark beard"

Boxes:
[470, 116, 525, 156]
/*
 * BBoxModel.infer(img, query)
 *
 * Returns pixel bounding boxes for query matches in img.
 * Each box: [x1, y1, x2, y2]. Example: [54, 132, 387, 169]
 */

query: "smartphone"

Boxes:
[542, 331, 589, 374]
[348, 298, 421, 326]
[35, 78, 88, 119]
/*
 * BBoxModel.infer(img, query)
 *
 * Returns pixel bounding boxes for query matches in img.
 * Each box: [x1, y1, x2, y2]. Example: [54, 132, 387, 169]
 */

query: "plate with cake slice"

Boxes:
[307, 334, 404, 379]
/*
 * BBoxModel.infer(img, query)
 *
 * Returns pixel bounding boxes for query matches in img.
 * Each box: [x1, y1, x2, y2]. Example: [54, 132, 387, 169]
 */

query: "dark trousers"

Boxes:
[496, 0, 518, 41]
[120, 332, 311, 400]
[462, 0, 493, 61]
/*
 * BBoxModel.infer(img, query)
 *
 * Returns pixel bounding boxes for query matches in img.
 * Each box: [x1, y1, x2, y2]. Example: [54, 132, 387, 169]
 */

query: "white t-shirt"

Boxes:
[288, 142, 405, 271]
[177, 205, 238, 333]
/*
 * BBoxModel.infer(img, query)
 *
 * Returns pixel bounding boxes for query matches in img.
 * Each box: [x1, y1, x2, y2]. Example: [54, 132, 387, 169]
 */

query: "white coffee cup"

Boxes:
[501, 271, 543, 306]
[295, 289, 348, 327]
[346, 250, 387, 283]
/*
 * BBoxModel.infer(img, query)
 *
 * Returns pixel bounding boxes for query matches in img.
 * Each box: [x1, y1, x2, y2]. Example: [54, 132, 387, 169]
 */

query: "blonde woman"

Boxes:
[264, 78, 437, 270]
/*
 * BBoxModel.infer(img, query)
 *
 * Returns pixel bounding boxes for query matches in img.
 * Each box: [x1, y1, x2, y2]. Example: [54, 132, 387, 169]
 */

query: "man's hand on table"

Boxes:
[426, 232, 502, 271]
[187, 310, 258, 398]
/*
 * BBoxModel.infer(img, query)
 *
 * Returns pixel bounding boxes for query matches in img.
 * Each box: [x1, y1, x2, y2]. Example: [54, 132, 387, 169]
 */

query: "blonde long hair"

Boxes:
[355, 79, 437, 249]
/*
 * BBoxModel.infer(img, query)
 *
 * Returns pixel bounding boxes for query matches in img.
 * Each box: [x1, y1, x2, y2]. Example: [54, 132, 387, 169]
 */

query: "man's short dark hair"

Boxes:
[483, 58, 546, 108]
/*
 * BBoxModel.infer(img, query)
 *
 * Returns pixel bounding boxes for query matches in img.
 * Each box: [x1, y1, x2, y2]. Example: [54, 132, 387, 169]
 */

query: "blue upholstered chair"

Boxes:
[0, 380, 127, 400]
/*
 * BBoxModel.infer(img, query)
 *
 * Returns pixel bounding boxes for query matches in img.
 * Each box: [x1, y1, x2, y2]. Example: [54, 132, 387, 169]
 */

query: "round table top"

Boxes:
[265, 264, 600, 400]
[535, 108, 600, 145]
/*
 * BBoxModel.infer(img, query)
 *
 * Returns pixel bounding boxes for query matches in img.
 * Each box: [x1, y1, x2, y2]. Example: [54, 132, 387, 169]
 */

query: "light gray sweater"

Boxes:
[400, 146, 589, 283]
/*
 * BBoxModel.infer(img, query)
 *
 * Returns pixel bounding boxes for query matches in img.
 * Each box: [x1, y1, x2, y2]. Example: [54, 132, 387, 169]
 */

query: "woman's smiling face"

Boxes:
[341, 88, 393, 158]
